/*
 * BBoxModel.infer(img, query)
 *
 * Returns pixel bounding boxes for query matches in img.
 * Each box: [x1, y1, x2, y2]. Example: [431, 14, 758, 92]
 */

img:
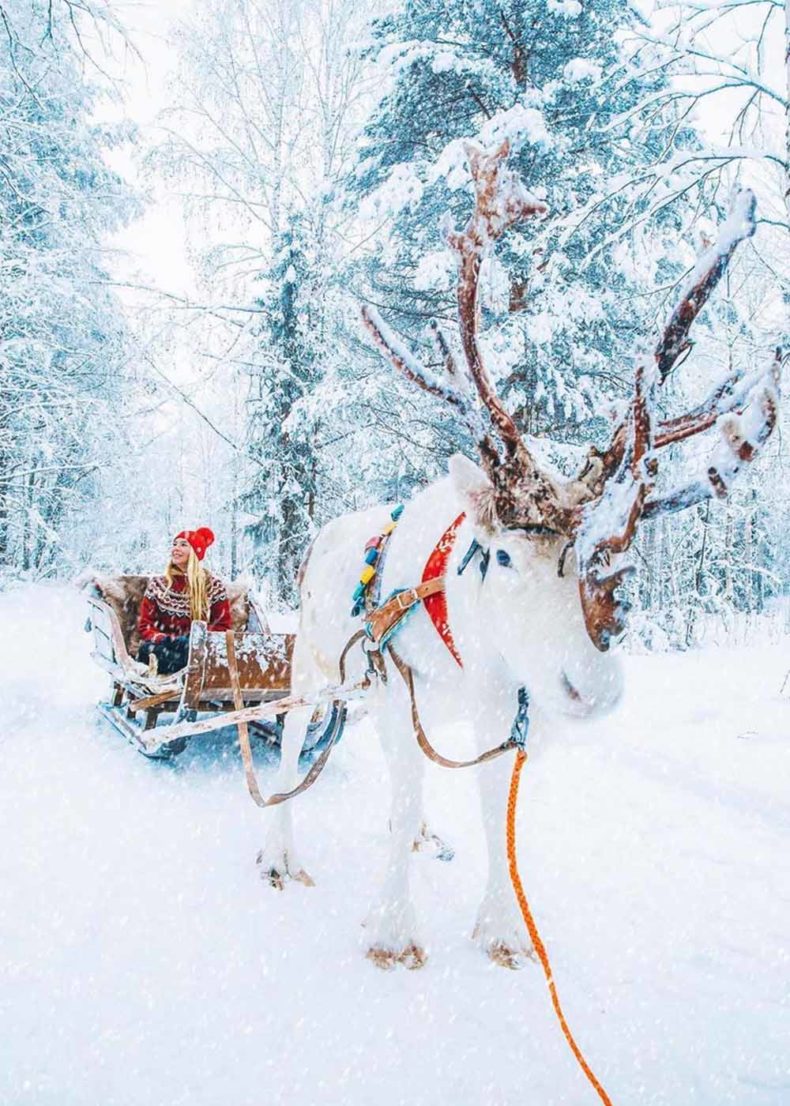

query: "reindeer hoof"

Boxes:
[399, 942, 428, 970]
[256, 850, 314, 890]
[366, 943, 427, 971]
[366, 946, 398, 971]
[485, 940, 534, 970]
[472, 922, 534, 970]
[412, 823, 455, 862]
[263, 866, 286, 891]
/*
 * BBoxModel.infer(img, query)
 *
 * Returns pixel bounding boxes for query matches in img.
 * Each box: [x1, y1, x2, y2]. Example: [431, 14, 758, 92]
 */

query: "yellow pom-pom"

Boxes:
[381, 520, 396, 535]
[360, 564, 376, 585]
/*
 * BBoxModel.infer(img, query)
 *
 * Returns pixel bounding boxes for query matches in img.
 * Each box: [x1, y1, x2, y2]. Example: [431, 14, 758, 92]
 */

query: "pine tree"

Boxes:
[0, 1, 139, 575]
[346, 0, 701, 446]
[241, 216, 324, 605]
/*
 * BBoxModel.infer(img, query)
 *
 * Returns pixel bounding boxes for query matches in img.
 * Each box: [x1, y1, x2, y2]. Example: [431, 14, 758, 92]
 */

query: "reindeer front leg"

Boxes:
[470, 680, 535, 969]
[256, 634, 320, 889]
[365, 676, 427, 970]
[255, 702, 316, 888]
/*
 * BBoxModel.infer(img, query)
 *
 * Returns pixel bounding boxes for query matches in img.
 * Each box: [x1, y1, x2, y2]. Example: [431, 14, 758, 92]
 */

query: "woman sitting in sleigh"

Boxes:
[137, 527, 231, 676]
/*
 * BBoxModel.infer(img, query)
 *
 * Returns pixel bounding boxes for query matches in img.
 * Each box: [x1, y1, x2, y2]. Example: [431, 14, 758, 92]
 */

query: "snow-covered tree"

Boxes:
[149, 0, 378, 601]
[240, 217, 325, 603]
[346, 0, 710, 447]
[0, 0, 140, 577]
[339, 0, 786, 646]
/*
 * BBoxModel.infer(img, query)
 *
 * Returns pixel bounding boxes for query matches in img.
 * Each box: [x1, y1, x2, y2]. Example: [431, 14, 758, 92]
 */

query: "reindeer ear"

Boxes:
[449, 453, 498, 535]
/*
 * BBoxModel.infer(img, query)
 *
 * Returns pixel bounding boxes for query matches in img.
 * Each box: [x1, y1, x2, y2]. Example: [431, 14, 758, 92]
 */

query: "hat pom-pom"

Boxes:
[195, 526, 215, 548]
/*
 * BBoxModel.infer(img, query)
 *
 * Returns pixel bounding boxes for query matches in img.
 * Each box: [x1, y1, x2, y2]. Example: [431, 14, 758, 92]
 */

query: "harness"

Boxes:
[353, 507, 530, 770]
[361, 511, 467, 660]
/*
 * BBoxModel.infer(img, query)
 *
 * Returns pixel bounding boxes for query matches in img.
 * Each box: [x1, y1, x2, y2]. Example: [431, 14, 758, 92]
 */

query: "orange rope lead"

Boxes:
[506, 750, 614, 1106]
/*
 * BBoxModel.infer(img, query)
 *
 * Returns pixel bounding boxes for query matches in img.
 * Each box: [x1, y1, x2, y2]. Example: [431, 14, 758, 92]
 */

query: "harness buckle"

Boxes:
[394, 588, 417, 612]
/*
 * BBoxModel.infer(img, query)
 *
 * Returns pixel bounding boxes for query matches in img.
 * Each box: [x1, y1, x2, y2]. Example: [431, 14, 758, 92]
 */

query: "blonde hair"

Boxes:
[165, 548, 209, 621]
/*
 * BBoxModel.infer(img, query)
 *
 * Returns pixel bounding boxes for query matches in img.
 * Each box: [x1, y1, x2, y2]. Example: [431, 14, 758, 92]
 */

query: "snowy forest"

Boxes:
[1, 0, 786, 646]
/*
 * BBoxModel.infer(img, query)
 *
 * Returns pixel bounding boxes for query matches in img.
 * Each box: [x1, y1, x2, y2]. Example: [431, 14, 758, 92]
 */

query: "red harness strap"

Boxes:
[421, 512, 467, 668]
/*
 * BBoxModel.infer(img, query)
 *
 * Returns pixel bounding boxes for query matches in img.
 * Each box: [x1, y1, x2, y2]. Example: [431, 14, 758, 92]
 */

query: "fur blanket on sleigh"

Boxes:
[83, 574, 253, 658]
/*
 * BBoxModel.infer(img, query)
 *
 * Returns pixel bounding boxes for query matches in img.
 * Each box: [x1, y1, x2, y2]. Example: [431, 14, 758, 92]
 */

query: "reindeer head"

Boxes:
[363, 143, 781, 656]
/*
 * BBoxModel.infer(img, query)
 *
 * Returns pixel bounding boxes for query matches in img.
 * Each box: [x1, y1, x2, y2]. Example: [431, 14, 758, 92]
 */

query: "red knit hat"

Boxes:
[174, 526, 215, 561]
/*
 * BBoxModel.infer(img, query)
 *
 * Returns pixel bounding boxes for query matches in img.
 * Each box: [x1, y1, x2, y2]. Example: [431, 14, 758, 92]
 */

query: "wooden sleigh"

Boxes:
[84, 575, 345, 760]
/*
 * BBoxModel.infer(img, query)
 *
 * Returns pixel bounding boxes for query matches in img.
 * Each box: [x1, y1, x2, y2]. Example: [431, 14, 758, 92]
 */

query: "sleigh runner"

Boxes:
[85, 575, 345, 759]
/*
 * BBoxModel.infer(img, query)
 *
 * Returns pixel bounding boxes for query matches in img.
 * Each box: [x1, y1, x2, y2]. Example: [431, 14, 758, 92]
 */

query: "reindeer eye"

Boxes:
[495, 549, 512, 567]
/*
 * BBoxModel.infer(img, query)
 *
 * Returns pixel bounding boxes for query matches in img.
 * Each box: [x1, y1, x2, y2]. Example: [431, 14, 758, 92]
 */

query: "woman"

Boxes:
[137, 527, 232, 675]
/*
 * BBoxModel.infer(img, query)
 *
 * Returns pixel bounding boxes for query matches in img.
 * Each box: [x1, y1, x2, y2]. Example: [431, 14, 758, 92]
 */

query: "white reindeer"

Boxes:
[256, 143, 779, 970]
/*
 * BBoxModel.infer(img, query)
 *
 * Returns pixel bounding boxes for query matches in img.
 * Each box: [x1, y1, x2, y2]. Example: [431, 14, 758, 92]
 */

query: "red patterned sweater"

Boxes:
[137, 573, 232, 643]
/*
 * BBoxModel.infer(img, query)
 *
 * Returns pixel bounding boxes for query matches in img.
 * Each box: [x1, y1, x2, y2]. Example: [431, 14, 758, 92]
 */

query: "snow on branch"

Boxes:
[360, 304, 483, 437]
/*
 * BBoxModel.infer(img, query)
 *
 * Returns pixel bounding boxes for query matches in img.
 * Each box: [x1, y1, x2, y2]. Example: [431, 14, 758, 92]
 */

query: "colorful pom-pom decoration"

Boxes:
[350, 504, 405, 616]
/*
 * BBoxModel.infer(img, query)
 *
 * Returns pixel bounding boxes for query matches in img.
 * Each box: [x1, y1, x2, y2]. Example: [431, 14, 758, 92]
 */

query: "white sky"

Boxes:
[103, 0, 195, 298]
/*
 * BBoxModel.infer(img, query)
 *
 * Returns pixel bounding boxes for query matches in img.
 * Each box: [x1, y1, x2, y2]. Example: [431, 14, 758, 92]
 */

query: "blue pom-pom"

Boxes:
[391, 504, 404, 521]
[364, 547, 379, 565]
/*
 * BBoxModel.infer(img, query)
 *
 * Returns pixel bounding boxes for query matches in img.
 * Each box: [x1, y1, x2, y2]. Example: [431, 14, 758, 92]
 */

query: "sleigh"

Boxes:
[84, 575, 345, 760]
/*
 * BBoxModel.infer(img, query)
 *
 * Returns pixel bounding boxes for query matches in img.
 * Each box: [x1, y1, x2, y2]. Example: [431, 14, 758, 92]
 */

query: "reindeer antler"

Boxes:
[575, 357, 657, 649]
[588, 192, 759, 491]
[361, 305, 478, 421]
[644, 349, 781, 519]
[361, 141, 578, 529]
[445, 140, 547, 467]
[360, 150, 780, 654]
[575, 191, 779, 650]
[655, 190, 756, 383]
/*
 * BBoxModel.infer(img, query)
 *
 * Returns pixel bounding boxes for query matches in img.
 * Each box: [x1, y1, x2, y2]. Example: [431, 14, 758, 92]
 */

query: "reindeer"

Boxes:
[256, 142, 780, 970]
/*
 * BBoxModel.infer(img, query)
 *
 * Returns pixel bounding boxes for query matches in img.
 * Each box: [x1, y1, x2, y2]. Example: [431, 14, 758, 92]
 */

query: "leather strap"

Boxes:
[364, 577, 446, 645]
[388, 645, 517, 770]
[226, 629, 362, 808]
[226, 631, 267, 805]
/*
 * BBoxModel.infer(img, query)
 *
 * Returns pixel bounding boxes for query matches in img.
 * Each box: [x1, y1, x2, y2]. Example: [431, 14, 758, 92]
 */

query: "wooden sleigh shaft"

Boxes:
[148, 674, 369, 747]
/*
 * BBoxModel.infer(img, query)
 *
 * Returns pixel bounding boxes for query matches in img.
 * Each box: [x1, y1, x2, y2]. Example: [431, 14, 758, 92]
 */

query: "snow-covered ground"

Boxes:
[1, 584, 788, 1106]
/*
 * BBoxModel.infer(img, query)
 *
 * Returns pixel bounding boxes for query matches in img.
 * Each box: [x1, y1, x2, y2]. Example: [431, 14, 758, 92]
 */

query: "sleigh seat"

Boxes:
[84, 574, 296, 757]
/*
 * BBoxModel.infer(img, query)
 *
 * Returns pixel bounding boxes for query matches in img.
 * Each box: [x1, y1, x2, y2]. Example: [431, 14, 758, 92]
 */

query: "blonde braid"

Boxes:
[165, 549, 209, 621]
[186, 549, 208, 621]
